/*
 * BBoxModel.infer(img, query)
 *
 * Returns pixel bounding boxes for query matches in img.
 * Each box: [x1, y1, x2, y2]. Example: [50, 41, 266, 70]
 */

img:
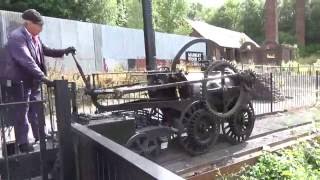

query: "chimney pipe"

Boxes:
[142, 0, 156, 71]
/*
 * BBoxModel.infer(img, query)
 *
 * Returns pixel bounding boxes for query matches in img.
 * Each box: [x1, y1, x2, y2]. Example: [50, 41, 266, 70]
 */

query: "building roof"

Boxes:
[188, 20, 260, 49]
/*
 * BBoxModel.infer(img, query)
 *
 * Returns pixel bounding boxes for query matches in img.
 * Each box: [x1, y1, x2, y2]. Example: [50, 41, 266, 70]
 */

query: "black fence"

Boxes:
[0, 80, 184, 180]
[73, 69, 319, 116]
[0, 80, 57, 180]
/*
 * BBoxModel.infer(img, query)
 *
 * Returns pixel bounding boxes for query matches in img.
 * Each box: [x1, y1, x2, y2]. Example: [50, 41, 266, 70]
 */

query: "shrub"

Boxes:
[240, 141, 320, 180]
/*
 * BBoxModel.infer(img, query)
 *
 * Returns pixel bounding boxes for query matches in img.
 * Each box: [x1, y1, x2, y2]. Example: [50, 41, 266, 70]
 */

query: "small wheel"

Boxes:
[222, 103, 255, 144]
[126, 133, 160, 158]
[180, 107, 219, 155]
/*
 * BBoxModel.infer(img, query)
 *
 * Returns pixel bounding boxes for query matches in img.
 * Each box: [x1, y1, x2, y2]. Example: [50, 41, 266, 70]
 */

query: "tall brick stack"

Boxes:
[264, 0, 278, 43]
[296, 0, 306, 46]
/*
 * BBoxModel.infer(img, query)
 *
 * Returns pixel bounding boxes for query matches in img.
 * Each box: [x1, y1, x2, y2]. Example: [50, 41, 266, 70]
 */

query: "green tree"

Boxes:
[0, 0, 119, 25]
[125, 0, 144, 29]
[278, 0, 296, 44]
[208, 0, 241, 31]
[187, 2, 203, 20]
[240, 0, 264, 43]
[116, 0, 128, 26]
[153, 0, 192, 35]
[305, 0, 320, 44]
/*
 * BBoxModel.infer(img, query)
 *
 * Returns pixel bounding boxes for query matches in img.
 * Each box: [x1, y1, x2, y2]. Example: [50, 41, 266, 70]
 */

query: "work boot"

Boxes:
[19, 143, 34, 153]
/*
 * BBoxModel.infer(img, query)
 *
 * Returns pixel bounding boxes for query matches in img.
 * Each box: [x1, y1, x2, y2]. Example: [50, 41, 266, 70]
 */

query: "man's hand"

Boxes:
[41, 77, 54, 87]
[64, 46, 76, 56]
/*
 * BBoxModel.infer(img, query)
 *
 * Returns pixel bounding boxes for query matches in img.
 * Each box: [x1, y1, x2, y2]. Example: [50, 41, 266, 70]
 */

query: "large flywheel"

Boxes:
[203, 60, 253, 118]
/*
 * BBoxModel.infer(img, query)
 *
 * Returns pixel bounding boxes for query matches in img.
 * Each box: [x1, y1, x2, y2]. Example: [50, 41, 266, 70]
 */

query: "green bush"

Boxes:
[299, 44, 320, 58]
[239, 141, 320, 180]
[295, 55, 319, 64]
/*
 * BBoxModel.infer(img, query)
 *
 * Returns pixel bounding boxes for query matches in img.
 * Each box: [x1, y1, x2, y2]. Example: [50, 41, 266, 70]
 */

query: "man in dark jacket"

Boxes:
[4, 9, 76, 152]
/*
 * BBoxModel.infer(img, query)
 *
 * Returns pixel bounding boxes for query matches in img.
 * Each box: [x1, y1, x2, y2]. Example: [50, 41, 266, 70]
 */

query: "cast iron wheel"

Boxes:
[126, 133, 161, 158]
[180, 108, 219, 155]
[203, 60, 249, 118]
[222, 102, 255, 145]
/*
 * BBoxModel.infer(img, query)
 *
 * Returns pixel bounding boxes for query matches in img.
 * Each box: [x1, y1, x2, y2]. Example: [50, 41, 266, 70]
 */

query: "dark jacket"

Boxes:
[0, 26, 65, 85]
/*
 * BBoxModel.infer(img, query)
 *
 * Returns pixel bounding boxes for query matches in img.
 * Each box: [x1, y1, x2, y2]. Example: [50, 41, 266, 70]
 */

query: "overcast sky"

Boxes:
[188, 0, 226, 8]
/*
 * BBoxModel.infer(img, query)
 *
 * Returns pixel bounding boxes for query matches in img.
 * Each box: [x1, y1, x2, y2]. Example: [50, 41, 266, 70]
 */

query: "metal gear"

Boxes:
[239, 69, 257, 92]
[203, 60, 250, 118]
[126, 133, 161, 158]
[221, 102, 255, 145]
[179, 104, 219, 155]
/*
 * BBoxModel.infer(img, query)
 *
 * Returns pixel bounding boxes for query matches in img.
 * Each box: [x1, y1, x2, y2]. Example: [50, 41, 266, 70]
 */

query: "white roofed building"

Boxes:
[188, 20, 260, 62]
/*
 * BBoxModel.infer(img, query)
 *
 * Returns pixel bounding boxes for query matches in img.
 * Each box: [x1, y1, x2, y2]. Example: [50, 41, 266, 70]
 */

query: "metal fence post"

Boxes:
[70, 82, 78, 115]
[54, 80, 75, 180]
[316, 71, 319, 102]
[38, 101, 48, 180]
[0, 84, 10, 180]
[270, 73, 273, 113]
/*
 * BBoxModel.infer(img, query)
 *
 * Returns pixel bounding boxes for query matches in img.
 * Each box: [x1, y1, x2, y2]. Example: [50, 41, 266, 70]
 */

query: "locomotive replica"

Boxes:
[73, 38, 257, 157]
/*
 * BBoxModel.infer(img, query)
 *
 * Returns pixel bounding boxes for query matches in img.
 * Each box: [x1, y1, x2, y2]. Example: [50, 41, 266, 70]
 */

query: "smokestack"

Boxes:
[142, 0, 156, 71]
[296, 0, 305, 46]
[264, 0, 278, 43]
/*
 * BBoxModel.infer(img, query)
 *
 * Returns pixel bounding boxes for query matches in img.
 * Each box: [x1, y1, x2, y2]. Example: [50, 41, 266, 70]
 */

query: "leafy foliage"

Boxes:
[278, 0, 296, 44]
[125, 0, 144, 29]
[207, 0, 241, 31]
[1, 0, 320, 50]
[240, 141, 320, 179]
[240, 0, 264, 44]
[152, 0, 191, 35]
[305, 0, 320, 44]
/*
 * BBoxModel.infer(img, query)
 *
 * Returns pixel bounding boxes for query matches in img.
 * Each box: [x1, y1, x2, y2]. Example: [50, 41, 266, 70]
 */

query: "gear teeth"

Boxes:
[180, 106, 219, 155]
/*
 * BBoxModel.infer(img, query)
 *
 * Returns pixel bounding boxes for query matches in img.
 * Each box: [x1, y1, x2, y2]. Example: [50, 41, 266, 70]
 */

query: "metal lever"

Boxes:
[71, 53, 91, 90]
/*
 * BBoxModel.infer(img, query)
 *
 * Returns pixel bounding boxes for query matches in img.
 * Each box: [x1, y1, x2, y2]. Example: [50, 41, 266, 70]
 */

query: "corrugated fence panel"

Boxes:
[101, 25, 145, 60]
[0, 10, 206, 73]
[155, 32, 206, 60]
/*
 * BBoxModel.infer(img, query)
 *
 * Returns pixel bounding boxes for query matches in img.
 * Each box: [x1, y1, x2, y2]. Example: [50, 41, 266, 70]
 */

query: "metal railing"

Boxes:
[251, 71, 318, 115]
[72, 123, 183, 180]
[0, 80, 56, 180]
[72, 69, 320, 116]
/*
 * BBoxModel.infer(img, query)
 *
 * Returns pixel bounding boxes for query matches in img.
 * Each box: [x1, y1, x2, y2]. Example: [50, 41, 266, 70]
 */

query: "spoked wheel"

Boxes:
[203, 60, 250, 118]
[179, 103, 219, 155]
[222, 102, 255, 144]
[126, 133, 160, 158]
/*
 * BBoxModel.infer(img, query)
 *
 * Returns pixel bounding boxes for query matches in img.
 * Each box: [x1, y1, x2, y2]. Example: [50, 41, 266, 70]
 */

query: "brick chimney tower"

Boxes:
[264, 0, 278, 43]
[296, 0, 305, 46]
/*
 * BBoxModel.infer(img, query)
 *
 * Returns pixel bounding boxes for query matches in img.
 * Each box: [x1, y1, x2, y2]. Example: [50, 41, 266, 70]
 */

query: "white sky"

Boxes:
[188, 0, 226, 8]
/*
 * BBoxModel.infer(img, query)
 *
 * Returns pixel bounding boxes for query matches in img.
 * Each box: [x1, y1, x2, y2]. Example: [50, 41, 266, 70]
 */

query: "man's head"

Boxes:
[22, 9, 44, 36]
